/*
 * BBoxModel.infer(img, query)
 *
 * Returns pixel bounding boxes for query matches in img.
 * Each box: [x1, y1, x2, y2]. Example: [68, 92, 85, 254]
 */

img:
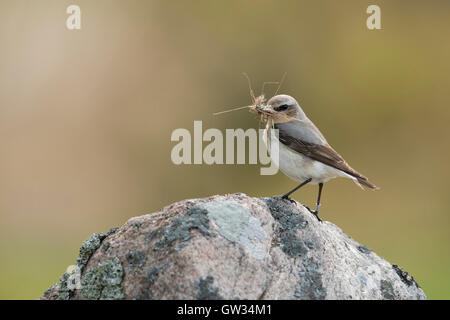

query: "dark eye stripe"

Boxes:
[275, 104, 289, 111]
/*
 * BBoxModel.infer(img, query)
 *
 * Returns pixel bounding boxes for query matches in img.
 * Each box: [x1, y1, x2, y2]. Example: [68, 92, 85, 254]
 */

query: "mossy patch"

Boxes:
[77, 233, 107, 271]
[281, 233, 308, 257]
[146, 263, 168, 285]
[80, 257, 124, 300]
[380, 279, 395, 300]
[357, 245, 372, 254]
[57, 272, 73, 300]
[136, 263, 169, 299]
[153, 206, 214, 251]
[76, 227, 118, 271]
[52, 227, 120, 299]
[126, 250, 147, 270]
[195, 276, 223, 300]
[294, 257, 326, 300]
[392, 264, 419, 288]
[263, 197, 308, 230]
[263, 197, 310, 258]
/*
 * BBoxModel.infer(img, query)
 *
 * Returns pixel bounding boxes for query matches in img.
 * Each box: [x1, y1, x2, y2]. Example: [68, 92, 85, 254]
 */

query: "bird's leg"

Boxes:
[281, 178, 312, 200]
[305, 183, 323, 222]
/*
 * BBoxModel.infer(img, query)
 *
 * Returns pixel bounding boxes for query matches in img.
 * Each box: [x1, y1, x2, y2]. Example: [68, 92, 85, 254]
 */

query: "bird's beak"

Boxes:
[256, 105, 275, 116]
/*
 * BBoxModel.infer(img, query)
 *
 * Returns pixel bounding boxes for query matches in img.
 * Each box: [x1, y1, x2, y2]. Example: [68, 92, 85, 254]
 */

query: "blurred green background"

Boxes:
[0, 0, 449, 299]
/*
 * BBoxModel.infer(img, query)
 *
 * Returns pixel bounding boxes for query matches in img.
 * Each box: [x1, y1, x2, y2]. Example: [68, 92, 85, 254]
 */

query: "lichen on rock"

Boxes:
[295, 257, 326, 300]
[126, 250, 147, 269]
[80, 257, 124, 300]
[392, 264, 420, 288]
[77, 233, 107, 271]
[153, 205, 214, 252]
[201, 200, 267, 260]
[380, 279, 395, 300]
[263, 197, 310, 258]
[77, 227, 118, 271]
[195, 276, 223, 300]
[57, 272, 73, 300]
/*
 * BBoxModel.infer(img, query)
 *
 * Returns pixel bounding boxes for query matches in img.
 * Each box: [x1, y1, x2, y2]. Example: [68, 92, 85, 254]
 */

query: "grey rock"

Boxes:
[41, 194, 426, 300]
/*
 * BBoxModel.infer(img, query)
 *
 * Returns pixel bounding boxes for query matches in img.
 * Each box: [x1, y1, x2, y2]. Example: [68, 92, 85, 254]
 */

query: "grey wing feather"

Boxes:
[274, 119, 327, 145]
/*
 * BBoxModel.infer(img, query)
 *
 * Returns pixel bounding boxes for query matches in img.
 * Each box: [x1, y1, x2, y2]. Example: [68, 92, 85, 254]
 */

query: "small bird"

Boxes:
[258, 94, 379, 221]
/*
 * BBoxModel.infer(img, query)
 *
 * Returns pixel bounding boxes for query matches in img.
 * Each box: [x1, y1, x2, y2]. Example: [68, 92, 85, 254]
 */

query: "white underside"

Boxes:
[264, 128, 356, 184]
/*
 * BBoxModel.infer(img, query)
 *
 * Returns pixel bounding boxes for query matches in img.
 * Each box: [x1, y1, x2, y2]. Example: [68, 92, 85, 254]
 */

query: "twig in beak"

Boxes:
[213, 105, 252, 116]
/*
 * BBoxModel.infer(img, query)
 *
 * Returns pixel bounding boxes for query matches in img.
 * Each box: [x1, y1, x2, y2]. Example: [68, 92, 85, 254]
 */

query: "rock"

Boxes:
[40, 194, 426, 300]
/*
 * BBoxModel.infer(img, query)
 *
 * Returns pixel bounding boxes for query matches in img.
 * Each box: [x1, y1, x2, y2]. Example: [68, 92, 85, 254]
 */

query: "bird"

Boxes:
[259, 94, 379, 221]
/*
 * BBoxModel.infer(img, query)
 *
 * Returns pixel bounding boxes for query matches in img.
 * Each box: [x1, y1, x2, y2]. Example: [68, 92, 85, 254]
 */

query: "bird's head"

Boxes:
[257, 94, 306, 123]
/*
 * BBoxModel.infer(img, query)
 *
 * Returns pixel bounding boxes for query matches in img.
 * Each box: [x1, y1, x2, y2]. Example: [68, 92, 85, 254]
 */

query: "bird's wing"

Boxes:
[275, 119, 327, 145]
[276, 121, 378, 189]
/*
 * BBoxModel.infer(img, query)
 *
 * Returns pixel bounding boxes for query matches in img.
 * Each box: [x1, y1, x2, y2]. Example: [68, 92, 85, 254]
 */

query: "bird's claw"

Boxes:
[303, 205, 322, 222]
[281, 195, 296, 204]
[279, 196, 322, 222]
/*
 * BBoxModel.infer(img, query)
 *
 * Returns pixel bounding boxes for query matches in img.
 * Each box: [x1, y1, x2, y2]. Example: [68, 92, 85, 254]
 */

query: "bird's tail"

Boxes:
[353, 176, 379, 190]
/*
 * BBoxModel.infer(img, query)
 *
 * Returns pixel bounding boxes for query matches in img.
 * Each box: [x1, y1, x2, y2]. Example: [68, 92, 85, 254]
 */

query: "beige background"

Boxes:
[0, 0, 449, 299]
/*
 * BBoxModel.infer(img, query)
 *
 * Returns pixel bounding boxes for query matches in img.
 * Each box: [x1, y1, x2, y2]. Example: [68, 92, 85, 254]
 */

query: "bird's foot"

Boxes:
[281, 194, 296, 204]
[303, 205, 322, 222]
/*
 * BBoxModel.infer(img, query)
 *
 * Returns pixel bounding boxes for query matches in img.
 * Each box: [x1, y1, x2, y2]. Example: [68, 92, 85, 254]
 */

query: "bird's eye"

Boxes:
[275, 104, 289, 111]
